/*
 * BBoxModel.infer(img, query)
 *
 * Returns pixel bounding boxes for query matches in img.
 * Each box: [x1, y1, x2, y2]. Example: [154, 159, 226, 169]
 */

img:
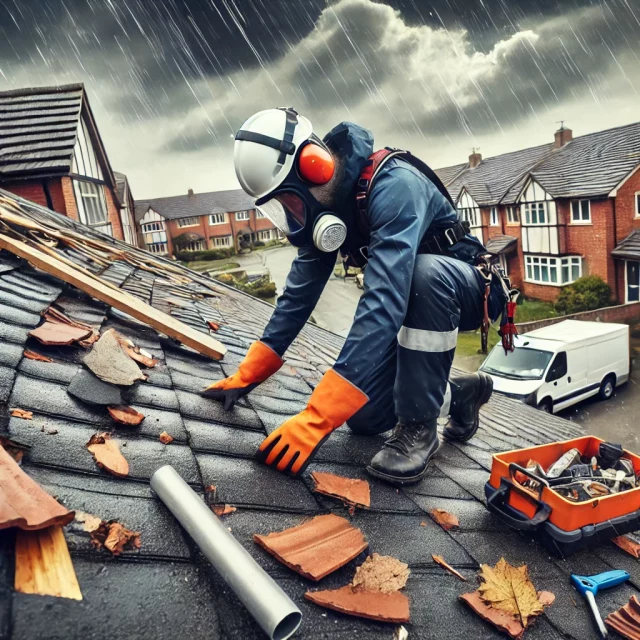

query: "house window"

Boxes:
[507, 206, 519, 223]
[212, 236, 232, 248]
[177, 217, 199, 227]
[209, 213, 226, 225]
[525, 255, 582, 285]
[76, 180, 110, 232]
[256, 211, 266, 219]
[459, 207, 480, 227]
[571, 200, 591, 223]
[181, 240, 205, 252]
[148, 242, 168, 254]
[142, 221, 162, 233]
[523, 202, 547, 225]
[490, 207, 499, 226]
[627, 261, 640, 302]
[258, 230, 273, 241]
[635, 193, 640, 217]
[235, 211, 250, 221]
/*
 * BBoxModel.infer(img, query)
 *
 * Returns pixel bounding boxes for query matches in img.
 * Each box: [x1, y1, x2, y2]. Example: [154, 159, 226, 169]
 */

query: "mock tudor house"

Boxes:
[437, 122, 640, 303]
[135, 188, 280, 257]
[0, 83, 137, 245]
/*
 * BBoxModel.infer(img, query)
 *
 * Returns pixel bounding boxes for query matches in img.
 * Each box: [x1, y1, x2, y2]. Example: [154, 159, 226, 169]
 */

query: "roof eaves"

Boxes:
[0, 83, 86, 99]
[609, 162, 640, 197]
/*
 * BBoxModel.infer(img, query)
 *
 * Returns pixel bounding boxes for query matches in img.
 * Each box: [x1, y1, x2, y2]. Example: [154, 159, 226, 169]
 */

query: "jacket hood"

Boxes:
[322, 121, 374, 209]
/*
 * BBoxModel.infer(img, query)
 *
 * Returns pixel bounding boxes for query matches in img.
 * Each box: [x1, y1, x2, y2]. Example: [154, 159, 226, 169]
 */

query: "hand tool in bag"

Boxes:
[571, 570, 630, 637]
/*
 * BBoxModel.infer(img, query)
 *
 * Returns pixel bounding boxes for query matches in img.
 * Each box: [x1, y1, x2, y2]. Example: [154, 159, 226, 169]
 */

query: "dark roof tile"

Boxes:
[175, 389, 264, 430]
[613, 229, 640, 260]
[184, 419, 266, 456]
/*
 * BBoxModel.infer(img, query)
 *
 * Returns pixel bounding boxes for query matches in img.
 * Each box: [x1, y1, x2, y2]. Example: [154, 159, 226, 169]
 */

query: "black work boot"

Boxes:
[442, 372, 493, 443]
[366, 419, 440, 486]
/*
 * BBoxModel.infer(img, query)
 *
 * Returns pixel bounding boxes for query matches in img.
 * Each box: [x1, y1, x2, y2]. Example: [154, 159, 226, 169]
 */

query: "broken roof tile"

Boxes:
[23, 350, 53, 362]
[86, 433, 129, 478]
[0, 445, 74, 530]
[107, 405, 145, 426]
[605, 594, 640, 639]
[159, 431, 174, 445]
[311, 471, 370, 508]
[305, 585, 410, 623]
[253, 513, 368, 581]
[83, 329, 146, 386]
[29, 321, 92, 346]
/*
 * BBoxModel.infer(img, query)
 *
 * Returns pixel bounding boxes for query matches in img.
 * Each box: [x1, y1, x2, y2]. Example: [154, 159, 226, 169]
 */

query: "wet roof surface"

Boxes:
[0, 189, 637, 639]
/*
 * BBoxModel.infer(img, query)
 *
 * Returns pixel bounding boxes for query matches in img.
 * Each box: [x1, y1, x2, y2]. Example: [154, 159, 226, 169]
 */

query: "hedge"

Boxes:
[175, 248, 234, 261]
[554, 275, 612, 315]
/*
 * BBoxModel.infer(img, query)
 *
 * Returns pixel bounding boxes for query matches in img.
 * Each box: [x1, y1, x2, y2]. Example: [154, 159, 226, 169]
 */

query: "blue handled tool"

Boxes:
[571, 570, 630, 637]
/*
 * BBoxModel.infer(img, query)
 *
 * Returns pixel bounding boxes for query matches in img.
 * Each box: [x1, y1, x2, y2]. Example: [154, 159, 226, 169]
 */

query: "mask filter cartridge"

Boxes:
[313, 214, 347, 252]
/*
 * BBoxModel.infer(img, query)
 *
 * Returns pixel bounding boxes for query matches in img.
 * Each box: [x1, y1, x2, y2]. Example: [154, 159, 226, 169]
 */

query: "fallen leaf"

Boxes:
[23, 350, 53, 363]
[212, 504, 237, 516]
[311, 471, 370, 508]
[74, 511, 102, 533]
[0, 436, 30, 464]
[352, 553, 410, 594]
[429, 508, 460, 531]
[432, 555, 467, 581]
[90, 520, 140, 556]
[460, 591, 525, 639]
[612, 535, 640, 558]
[477, 558, 544, 627]
[86, 433, 129, 477]
[159, 431, 174, 445]
[107, 406, 145, 426]
[10, 409, 33, 420]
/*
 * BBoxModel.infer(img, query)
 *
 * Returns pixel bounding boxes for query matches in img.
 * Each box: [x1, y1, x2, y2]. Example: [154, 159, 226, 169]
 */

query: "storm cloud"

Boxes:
[0, 0, 639, 197]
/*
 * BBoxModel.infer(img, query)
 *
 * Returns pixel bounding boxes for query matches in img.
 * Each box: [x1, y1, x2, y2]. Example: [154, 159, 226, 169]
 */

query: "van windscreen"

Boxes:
[480, 347, 554, 380]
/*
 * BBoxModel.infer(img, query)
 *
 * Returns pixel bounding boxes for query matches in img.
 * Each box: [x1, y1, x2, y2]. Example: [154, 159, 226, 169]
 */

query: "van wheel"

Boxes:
[599, 375, 616, 401]
[538, 398, 552, 413]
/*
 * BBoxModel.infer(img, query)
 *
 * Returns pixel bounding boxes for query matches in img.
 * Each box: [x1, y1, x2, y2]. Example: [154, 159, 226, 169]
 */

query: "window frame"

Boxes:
[507, 206, 519, 224]
[177, 216, 200, 228]
[635, 192, 640, 218]
[211, 235, 232, 248]
[181, 240, 205, 252]
[490, 207, 499, 227]
[235, 211, 250, 221]
[546, 352, 568, 382]
[524, 255, 582, 286]
[570, 199, 591, 224]
[148, 242, 168, 254]
[256, 211, 266, 219]
[209, 213, 226, 226]
[142, 221, 162, 233]
[522, 202, 547, 225]
[626, 260, 640, 302]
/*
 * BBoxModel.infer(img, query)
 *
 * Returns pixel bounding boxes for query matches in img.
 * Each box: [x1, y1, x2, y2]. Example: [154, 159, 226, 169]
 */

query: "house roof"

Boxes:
[446, 143, 554, 207]
[502, 122, 640, 203]
[136, 188, 255, 221]
[434, 162, 468, 187]
[485, 234, 518, 255]
[0, 189, 636, 640]
[612, 229, 640, 260]
[0, 83, 84, 180]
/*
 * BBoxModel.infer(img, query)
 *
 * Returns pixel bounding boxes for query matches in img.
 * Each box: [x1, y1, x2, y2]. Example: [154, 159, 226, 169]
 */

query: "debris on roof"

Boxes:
[89, 520, 141, 556]
[117, 336, 158, 368]
[83, 329, 146, 386]
[67, 369, 124, 406]
[14, 525, 83, 600]
[211, 504, 237, 517]
[107, 405, 145, 426]
[432, 555, 466, 581]
[10, 408, 32, 420]
[23, 350, 53, 363]
[207, 321, 220, 332]
[429, 508, 460, 531]
[253, 513, 368, 581]
[351, 553, 410, 594]
[612, 534, 640, 558]
[311, 471, 370, 509]
[460, 591, 525, 639]
[0, 445, 74, 530]
[605, 594, 640, 639]
[159, 431, 174, 445]
[86, 432, 129, 477]
[0, 436, 30, 463]
[29, 321, 92, 346]
[74, 511, 102, 533]
[305, 586, 410, 623]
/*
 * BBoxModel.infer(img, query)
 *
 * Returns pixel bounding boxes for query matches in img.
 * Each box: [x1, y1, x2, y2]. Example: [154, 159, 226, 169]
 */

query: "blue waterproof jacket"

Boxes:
[260, 122, 486, 391]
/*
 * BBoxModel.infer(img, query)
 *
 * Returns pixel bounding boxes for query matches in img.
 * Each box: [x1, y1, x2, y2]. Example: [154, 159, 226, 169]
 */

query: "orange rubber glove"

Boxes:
[202, 341, 283, 410]
[256, 369, 368, 476]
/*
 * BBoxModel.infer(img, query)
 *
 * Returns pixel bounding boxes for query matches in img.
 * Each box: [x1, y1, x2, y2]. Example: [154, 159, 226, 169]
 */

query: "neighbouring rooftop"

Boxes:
[0, 188, 638, 640]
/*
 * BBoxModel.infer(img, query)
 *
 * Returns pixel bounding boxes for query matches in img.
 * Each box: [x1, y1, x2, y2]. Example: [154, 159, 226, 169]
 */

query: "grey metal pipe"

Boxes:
[150, 465, 302, 640]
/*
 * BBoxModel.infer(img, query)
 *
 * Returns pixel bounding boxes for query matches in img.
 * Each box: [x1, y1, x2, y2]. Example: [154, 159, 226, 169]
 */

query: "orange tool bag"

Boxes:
[485, 436, 640, 557]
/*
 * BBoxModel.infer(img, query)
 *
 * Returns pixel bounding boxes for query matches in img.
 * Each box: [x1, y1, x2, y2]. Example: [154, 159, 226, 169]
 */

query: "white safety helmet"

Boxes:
[234, 108, 313, 199]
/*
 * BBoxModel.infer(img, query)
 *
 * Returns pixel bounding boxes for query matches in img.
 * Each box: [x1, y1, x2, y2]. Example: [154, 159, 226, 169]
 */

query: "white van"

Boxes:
[479, 320, 630, 413]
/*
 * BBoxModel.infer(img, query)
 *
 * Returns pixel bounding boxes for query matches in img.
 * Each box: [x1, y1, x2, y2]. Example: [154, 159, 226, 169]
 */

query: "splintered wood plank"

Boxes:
[15, 525, 82, 600]
[0, 233, 227, 361]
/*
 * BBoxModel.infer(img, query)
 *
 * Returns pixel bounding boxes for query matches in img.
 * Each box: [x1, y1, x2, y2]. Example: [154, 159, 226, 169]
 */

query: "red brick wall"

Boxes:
[166, 216, 209, 250]
[47, 179, 66, 213]
[521, 282, 561, 302]
[2, 180, 50, 209]
[104, 185, 124, 241]
[61, 177, 79, 221]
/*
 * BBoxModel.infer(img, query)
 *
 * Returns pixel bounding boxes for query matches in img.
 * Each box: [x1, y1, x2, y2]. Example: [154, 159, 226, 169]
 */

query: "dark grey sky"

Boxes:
[1, 0, 639, 198]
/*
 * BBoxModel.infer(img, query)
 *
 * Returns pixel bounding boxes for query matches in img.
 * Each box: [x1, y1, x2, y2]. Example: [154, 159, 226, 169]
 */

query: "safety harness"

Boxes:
[355, 147, 519, 355]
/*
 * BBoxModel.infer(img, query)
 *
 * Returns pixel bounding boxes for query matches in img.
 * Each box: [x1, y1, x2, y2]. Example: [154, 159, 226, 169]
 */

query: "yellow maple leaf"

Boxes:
[477, 558, 544, 627]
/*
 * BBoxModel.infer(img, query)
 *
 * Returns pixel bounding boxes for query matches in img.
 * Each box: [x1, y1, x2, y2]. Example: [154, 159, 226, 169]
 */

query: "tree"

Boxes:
[554, 276, 611, 315]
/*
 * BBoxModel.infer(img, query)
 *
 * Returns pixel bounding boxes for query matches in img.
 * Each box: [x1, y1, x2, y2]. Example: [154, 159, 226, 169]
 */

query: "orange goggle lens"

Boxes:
[298, 143, 335, 185]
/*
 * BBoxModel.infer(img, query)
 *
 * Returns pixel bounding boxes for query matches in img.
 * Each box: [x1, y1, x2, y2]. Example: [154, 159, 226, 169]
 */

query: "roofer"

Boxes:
[203, 108, 515, 485]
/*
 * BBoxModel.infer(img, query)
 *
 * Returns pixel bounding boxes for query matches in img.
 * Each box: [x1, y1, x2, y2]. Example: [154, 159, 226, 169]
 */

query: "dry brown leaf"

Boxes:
[23, 350, 53, 363]
[430, 508, 460, 531]
[352, 553, 410, 594]
[10, 408, 33, 420]
[107, 405, 145, 426]
[432, 554, 467, 581]
[90, 520, 140, 555]
[74, 511, 102, 533]
[212, 504, 237, 516]
[86, 433, 129, 477]
[477, 558, 544, 627]
[159, 431, 174, 445]
[612, 535, 640, 558]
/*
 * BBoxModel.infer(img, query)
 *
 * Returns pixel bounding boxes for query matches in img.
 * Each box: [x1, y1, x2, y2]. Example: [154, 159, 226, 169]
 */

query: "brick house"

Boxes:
[437, 122, 640, 303]
[135, 188, 280, 257]
[0, 83, 137, 245]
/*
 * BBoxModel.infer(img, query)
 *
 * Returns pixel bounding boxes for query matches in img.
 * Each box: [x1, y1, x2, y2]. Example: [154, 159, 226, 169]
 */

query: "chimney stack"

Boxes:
[468, 148, 482, 169]
[554, 124, 573, 148]
[187, 188, 194, 199]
